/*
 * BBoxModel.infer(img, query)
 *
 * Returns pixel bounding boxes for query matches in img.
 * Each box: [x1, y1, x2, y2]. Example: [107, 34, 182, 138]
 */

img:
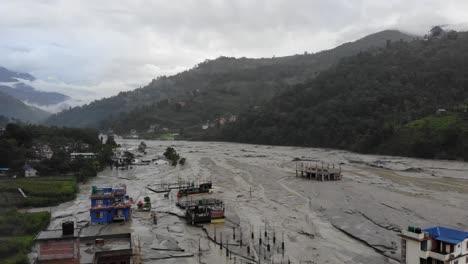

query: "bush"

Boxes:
[179, 158, 186, 165]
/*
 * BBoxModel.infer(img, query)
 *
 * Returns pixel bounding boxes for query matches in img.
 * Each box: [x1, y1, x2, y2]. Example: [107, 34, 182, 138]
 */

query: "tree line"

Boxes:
[221, 30, 468, 161]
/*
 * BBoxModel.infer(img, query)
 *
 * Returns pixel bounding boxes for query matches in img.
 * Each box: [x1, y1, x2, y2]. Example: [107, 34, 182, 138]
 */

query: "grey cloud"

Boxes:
[0, 0, 467, 103]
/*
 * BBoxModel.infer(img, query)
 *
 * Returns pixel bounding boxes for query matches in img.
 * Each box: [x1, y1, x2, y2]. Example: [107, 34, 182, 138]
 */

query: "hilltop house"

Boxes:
[436, 109, 448, 115]
[400, 226, 468, 264]
[71, 152, 96, 160]
[90, 186, 132, 224]
[24, 165, 38, 177]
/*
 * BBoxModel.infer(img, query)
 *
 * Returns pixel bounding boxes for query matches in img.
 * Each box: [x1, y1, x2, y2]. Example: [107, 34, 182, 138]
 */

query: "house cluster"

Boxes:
[400, 225, 468, 264]
[201, 114, 237, 130]
[0, 165, 38, 178]
[35, 221, 133, 264]
[34, 184, 135, 263]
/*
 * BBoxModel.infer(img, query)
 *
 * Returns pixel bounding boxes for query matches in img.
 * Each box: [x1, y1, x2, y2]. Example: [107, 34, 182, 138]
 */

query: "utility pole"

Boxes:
[198, 237, 201, 263]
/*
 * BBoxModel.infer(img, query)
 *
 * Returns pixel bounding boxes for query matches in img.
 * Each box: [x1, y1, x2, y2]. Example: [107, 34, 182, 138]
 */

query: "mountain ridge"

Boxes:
[45, 29, 415, 131]
[0, 90, 51, 123]
[221, 30, 468, 161]
[0, 83, 70, 106]
[0, 66, 35, 82]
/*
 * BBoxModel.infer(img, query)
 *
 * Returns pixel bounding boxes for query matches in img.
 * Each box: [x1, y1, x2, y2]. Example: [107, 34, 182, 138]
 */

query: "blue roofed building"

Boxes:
[0, 168, 12, 177]
[400, 225, 468, 264]
[90, 185, 132, 224]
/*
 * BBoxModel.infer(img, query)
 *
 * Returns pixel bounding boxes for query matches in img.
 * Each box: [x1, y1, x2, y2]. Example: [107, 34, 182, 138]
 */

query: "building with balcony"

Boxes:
[400, 226, 468, 264]
[90, 186, 132, 224]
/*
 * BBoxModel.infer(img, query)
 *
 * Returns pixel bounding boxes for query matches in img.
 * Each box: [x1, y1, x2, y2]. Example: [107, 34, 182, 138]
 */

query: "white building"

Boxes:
[24, 165, 38, 177]
[70, 152, 96, 160]
[400, 226, 468, 264]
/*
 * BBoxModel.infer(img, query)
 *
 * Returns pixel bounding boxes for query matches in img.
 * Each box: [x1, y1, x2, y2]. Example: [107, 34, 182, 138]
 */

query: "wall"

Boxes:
[38, 239, 78, 264]
[405, 239, 421, 264]
[91, 198, 112, 207]
[90, 210, 109, 224]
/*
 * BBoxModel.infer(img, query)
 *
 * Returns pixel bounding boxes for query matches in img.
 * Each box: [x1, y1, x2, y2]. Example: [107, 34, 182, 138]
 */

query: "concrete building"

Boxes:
[90, 186, 132, 224]
[71, 153, 96, 160]
[35, 222, 81, 264]
[24, 164, 38, 177]
[79, 232, 133, 264]
[35, 222, 133, 264]
[400, 226, 468, 264]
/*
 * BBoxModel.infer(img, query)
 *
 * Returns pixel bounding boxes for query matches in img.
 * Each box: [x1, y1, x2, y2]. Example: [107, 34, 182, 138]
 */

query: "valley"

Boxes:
[31, 139, 468, 263]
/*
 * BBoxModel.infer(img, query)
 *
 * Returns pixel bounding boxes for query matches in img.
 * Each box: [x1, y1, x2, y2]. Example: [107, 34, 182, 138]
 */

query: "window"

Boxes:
[453, 260, 458, 264]
[420, 241, 428, 251]
[96, 199, 103, 206]
[96, 211, 103, 218]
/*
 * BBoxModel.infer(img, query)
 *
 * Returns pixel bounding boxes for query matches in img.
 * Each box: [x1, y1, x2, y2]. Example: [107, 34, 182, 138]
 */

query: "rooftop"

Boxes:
[35, 228, 81, 241]
[80, 232, 133, 264]
[71, 152, 96, 156]
[424, 226, 468, 244]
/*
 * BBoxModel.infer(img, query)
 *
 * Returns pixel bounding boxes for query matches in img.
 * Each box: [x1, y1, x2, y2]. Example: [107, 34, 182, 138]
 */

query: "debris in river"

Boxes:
[295, 161, 342, 181]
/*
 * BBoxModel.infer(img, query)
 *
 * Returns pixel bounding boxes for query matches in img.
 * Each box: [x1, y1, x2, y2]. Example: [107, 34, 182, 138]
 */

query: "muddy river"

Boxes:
[31, 139, 468, 264]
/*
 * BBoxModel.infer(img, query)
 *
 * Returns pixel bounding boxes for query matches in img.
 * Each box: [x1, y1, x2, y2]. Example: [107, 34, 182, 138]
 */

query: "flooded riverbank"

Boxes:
[32, 139, 468, 263]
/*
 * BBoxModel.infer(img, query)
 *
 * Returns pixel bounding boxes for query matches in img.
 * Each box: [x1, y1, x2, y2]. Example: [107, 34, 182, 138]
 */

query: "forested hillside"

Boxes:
[0, 83, 69, 106]
[0, 91, 50, 123]
[45, 30, 414, 133]
[222, 30, 468, 160]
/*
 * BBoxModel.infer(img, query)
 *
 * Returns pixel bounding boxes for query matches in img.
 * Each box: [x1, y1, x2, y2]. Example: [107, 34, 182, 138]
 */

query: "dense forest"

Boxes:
[221, 29, 468, 161]
[45, 30, 414, 134]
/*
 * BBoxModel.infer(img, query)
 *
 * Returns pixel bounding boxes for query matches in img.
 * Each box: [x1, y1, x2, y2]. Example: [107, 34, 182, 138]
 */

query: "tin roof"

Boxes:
[424, 226, 468, 244]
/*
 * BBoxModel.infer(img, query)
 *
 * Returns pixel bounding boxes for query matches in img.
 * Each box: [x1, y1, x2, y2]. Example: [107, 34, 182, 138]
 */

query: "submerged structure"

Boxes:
[295, 162, 342, 181]
[35, 221, 133, 264]
[400, 225, 468, 264]
[90, 185, 132, 224]
[176, 182, 212, 198]
[177, 198, 225, 224]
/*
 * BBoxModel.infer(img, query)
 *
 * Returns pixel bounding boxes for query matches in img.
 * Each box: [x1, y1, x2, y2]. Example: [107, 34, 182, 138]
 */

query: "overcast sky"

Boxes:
[1, 0, 467, 103]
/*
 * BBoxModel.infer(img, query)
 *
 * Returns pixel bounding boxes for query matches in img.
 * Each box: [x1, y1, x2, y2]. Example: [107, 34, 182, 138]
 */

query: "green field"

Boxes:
[0, 211, 50, 264]
[405, 114, 462, 130]
[0, 176, 77, 207]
